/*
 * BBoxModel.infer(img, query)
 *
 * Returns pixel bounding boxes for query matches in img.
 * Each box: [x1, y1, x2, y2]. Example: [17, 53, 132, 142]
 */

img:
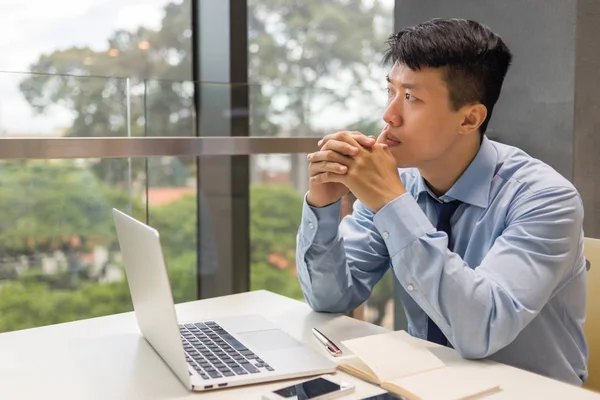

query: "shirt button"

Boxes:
[383, 231, 390, 239]
[407, 284, 414, 292]
[308, 222, 315, 230]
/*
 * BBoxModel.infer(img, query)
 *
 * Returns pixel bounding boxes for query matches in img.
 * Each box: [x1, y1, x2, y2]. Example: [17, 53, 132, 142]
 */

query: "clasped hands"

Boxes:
[306, 131, 406, 212]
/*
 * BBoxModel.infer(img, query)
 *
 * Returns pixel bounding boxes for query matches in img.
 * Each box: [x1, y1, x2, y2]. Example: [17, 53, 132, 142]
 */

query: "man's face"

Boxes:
[380, 63, 466, 168]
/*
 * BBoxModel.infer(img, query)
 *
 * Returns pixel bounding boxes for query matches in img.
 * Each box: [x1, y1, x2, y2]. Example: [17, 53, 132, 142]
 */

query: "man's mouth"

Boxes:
[384, 133, 402, 147]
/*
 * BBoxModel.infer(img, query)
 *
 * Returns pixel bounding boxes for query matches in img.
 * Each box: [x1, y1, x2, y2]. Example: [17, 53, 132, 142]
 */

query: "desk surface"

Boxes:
[0, 290, 598, 400]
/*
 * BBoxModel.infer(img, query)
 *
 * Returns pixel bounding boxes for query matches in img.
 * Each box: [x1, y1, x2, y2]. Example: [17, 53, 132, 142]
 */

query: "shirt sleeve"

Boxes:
[373, 186, 584, 358]
[296, 194, 391, 313]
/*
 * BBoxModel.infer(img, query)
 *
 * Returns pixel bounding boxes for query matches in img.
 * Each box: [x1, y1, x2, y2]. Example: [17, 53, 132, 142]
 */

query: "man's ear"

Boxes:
[458, 103, 487, 135]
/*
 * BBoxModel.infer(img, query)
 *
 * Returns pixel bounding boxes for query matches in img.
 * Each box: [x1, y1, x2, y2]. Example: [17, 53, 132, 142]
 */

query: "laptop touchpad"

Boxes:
[236, 329, 302, 352]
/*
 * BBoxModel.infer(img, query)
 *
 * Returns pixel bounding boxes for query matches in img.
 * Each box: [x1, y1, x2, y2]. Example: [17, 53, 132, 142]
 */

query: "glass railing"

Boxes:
[0, 72, 387, 139]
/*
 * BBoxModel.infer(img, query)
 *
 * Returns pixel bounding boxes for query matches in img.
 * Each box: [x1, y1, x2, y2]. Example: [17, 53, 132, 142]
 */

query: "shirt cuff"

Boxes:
[300, 194, 342, 246]
[373, 193, 435, 256]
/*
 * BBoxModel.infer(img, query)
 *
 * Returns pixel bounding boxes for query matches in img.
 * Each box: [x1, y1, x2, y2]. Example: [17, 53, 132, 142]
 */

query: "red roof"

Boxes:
[146, 187, 196, 205]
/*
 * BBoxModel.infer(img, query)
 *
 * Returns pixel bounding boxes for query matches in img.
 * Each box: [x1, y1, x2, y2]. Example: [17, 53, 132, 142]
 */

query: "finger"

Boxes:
[318, 131, 375, 148]
[375, 142, 393, 156]
[318, 131, 349, 147]
[320, 138, 361, 158]
[310, 171, 346, 184]
[376, 130, 387, 144]
[354, 134, 377, 148]
[308, 161, 348, 178]
[317, 131, 373, 147]
[307, 149, 354, 165]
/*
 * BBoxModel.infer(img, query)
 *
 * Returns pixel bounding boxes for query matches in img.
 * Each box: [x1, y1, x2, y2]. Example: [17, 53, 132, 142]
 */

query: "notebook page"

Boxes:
[341, 330, 445, 383]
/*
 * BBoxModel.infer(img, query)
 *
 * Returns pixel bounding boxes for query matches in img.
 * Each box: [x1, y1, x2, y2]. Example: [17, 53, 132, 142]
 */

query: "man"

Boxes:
[296, 18, 588, 385]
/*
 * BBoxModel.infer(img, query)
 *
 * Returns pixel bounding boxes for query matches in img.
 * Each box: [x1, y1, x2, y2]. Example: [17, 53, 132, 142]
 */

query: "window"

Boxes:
[247, 0, 396, 327]
[0, 0, 194, 332]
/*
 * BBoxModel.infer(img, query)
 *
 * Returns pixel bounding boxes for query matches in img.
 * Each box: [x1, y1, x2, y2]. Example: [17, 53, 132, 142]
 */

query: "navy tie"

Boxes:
[427, 200, 460, 346]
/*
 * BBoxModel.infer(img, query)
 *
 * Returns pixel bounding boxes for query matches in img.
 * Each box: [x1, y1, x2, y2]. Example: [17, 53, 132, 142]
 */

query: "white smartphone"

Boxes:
[262, 375, 355, 400]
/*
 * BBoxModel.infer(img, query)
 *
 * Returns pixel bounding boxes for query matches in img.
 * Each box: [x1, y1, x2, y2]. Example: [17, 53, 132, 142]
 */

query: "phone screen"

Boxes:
[273, 377, 341, 399]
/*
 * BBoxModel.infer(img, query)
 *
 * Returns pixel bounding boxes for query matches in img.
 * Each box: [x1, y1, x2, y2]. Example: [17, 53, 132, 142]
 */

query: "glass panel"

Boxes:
[249, 85, 387, 138]
[0, 158, 143, 333]
[249, 154, 305, 300]
[144, 79, 196, 137]
[1, 0, 192, 138]
[248, 0, 394, 140]
[0, 72, 131, 138]
[0, 155, 201, 333]
[143, 77, 198, 302]
[146, 155, 198, 303]
[248, 0, 396, 326]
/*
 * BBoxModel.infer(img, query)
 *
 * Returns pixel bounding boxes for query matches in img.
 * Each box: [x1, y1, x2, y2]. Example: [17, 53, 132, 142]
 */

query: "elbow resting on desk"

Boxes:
[299, 276, 368, 315]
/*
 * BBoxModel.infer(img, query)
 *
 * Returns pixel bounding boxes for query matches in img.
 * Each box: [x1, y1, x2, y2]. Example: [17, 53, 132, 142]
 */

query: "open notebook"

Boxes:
[337, 331, 501, 400]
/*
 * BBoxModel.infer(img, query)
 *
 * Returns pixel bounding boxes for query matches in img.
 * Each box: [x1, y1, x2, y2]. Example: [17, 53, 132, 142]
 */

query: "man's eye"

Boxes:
[404, 93, 413, 101]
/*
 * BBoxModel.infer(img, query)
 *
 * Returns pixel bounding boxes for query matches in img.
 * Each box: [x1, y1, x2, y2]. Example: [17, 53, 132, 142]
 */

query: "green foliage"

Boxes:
[248, 0, 390, 136]
[0, 271, 133, 332]
[150, 194, 197, 260]
[163, 252, 197, 304]
[0, 160, 143, 331]
[0, 249, 198, 332]
[250, 184, 302, 264]
[368, 268, 394, 326]
[0, 160, 142, 256]
[0, 178, 306, 332]
[249, 0, 388, 87]
[249, 184, 304, 299]
[250, 262, 304, 300]
[149, 195, 198, 303]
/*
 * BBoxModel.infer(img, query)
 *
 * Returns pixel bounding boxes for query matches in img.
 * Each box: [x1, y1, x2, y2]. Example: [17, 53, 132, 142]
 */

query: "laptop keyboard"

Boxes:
[179, 321, 274, 380]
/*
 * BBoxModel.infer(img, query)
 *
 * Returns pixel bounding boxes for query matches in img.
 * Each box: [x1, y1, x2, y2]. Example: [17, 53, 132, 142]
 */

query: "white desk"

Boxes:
[0, 290, 598, 400]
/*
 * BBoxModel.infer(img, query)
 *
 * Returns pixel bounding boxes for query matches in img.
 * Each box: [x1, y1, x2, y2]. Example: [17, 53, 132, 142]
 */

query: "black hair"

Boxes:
[383, 18, 512, 134]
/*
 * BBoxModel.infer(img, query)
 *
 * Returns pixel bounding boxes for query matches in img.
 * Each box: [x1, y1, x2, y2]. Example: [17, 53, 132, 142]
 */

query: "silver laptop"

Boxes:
[112, 208, 336, 392]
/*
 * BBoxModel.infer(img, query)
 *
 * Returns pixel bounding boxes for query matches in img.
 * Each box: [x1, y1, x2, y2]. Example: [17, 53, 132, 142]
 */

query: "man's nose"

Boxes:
[383, 97, 402, 127]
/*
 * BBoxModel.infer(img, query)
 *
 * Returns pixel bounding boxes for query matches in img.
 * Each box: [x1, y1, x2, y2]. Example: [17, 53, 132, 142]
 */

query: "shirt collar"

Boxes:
[415, 136, 497, 208]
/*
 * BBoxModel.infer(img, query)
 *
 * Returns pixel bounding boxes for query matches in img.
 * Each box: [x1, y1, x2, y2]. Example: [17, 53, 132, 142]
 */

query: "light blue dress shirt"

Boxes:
[296, 136, 588, 385]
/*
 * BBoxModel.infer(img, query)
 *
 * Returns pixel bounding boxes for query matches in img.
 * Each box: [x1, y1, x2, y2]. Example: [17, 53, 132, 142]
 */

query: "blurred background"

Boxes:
[0, 0, 597, 336]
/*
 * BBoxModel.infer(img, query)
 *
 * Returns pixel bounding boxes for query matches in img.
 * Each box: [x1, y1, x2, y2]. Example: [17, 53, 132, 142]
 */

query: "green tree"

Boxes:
[19, 0, 192, 136]
[18, 0, 194, 184]
[248, 0, 391, 133]
[0, 160, 145, 287]
[0, 162, 198, 332]
[150, 194, 198, 303]
[0, 161, 143, 258]
[249, 184, 304, 299]
[145, 184, 307, 301]
[0, 160, 144, 332]
[0, 278, 133, 332]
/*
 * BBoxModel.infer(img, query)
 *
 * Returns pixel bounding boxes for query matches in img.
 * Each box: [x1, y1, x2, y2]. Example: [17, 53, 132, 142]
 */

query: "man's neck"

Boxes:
[419, 135, 482, 197]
